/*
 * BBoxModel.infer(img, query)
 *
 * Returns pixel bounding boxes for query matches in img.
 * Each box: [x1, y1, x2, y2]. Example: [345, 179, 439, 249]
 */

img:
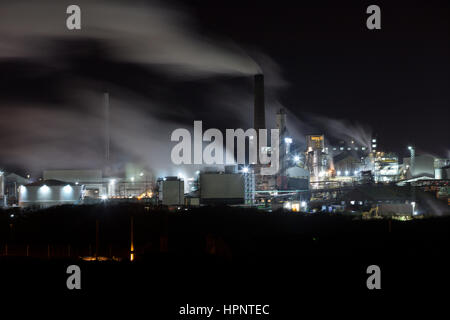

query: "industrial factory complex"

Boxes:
[0, 75, 449, 217]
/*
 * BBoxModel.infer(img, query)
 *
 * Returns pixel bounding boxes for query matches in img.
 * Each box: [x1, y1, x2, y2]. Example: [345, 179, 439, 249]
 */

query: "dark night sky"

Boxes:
[187, 0, 450, 155]
[0, 0, 449, 175]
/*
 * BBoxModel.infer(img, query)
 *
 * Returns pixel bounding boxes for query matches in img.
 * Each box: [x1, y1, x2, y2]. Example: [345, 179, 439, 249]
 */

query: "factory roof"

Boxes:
[25, 179, 78, 187]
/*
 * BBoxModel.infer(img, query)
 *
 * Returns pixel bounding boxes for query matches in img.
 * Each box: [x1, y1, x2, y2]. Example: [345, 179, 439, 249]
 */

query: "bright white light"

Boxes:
[109, 179, 116, 184]
[63, 185, 72, 194]
[372, 139, 377, 143]
[301, 201, 307, 207]
[350, 201, 355, 205]
[130, 177, 135, 182]
[178, 173, 184, 180]
[408, 146, 413, 151]
[195, 170, 200, 175]
[75, 181, 79, 185]
[242, 167, 249, 173]
[283, 202, 292, 209]
[284, 137, 293, 144]
[40, 185, 50, 193]
[294, 155, 300, 162]
[372, 144, 377, 148]
[354, 170, 358, 175]
[345, 170, 349, 176]
[101, 195, 108, 200]
[139, 172, 144, 177]
[337, 171, 341, 176]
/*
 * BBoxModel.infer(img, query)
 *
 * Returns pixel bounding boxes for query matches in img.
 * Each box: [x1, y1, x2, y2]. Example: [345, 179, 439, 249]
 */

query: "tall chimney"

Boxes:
[104, 92, 110, 162]
[254, 74, 266, 130]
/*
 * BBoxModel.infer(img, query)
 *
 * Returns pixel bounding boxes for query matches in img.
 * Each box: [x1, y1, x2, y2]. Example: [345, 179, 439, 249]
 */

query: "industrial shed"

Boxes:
[18, 180, 84, 208]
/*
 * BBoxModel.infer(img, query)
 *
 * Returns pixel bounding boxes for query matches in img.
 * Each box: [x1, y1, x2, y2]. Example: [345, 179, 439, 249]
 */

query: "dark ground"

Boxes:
[1, 204, 449, 315]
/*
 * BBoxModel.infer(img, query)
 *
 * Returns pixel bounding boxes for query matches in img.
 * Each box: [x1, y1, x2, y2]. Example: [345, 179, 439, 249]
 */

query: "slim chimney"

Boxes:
[254, 74, 266, 130]
[104, 92, 110, 162]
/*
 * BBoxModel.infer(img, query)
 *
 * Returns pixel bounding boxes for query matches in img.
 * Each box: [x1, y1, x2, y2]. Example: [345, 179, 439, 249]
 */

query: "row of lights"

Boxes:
[336, 170, 359, 176]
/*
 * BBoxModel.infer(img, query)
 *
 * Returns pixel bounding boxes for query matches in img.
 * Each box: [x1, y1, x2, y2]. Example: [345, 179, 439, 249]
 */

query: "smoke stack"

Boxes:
[104, 92, 110, 162]
[254, 74, 266, 130]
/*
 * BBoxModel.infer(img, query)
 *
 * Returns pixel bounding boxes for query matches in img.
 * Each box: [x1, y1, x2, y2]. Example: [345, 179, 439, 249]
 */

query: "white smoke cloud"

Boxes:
[0, 0, 261, 76]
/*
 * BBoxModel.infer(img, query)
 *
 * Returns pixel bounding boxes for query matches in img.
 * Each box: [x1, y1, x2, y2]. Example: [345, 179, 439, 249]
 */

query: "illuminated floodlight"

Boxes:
[101, 195, 108, 200]
[301, 201, 307, 208]
[293, 155, 300, 162]
[139, 172, 144, 177]
[372, 139, 376, 143]
[40, 185, 50, 193]
[354, 170, 358, 175]
[411, 201, 416, 215]
[337, 171, 341, 176]
[63, 185, 72, 193]
[195, 170, 200, 175]
[345, 170, 349, 176]
[75, 181, 79, 185]
[109, 179, 116, 184]
[408, 146, 413, 150]
[130, 177, 135, 182]
[242, 167, 249, 173]
[284, 137, 293, 144]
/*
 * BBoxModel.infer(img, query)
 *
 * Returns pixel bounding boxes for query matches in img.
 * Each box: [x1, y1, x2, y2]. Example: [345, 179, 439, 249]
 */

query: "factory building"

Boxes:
[401, 154, 450, 182]
[18, 180, 85, 208]
[305, 135, 329, 183]
[44, 169, 104, 198]
[199, 167, 246, 205]
[333, 152, 364, 177]
[43, 168, 153, 200]
[0, 172, 31, 207]
[157, 176, 184, 206]
[286, 167, 310, 190]
[373, 152, 399, 182]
